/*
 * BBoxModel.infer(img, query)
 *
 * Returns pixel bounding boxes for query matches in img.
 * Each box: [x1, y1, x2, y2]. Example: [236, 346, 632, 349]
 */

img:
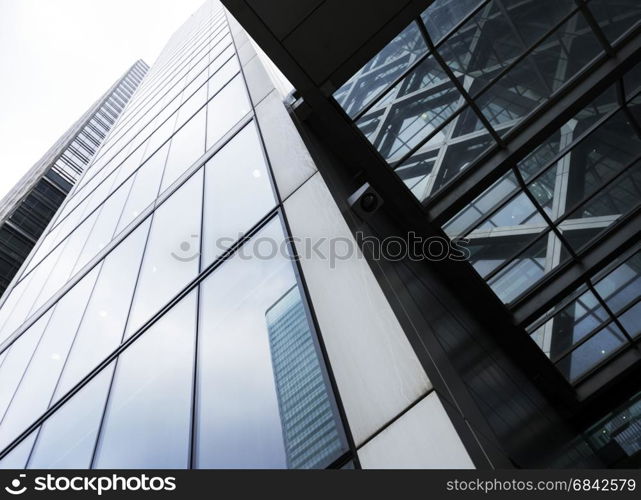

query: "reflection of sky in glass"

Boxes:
[125, 170, 203, 338]
[94, 292, 198, 469]
[197, 218, 296, 468]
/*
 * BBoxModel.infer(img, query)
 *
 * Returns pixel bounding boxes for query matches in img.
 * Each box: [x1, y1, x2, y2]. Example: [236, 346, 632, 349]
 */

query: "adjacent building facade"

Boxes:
[0, 61, 148, 297]
[0, 0, 639, 469]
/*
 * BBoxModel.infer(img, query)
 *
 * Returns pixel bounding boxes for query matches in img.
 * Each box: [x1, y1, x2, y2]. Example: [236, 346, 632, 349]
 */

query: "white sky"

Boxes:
[0, 0, 206, 200]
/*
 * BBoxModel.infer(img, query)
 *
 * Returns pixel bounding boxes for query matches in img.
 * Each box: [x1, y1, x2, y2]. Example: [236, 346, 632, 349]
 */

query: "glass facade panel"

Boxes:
[335, 22, 428, 118]
[205, 75, 251, 151]
[51, 221, 151, 401]
[0, 268, 100, 451]
[116, 143, 169, 233]
[30, 211, 99, 313]
[93, 292, 197, 469]
[486, 236, 548, 303]
[72, 177, 134, 273]
[587, 0, 641, 43]
[160, 109, 206, 191]
[202, 121, 276, 266]
[0, 2, 350, 470]
[556, 324, 627, 382]
[28, 368, 115, 469]
[0, 312, 53, 420]
[196, 218, 346, 468]
[125, 170, 203, 337]
[594, 252, 641, 314]
[421, 0, 484, 44]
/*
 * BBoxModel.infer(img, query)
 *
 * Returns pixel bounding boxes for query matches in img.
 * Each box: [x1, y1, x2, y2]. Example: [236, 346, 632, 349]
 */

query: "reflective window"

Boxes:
[0, 429, 39, 469]
[30, 211, 99, 313]
[125, 170, 203, 337]
[528, 247, 641, 382]
[587, 0, 641, 43]
[51, 220, 151, 402]
[556, 323, 627, 382]
[160, 108, 206, 191]
[72, 177, 134, 273]
[202, 122, 276, 267]
[0, 268, 100, 451]
[205, 75, 251, 151]
[207, 55, 240, 97]
[196, 218, 346, 469]
[93, 291, 197, 469]
[116, 143, 169, 233]
[421, 0, 484, 44]
[28, 368, 114, 469]
[0, 245, 65, 340]
[142, 113, 178, 164]
[335, 22, 428, 118]
[175, 83, 207, 131]
[335, 0, 614, 208]
[0, 311, 53, 421]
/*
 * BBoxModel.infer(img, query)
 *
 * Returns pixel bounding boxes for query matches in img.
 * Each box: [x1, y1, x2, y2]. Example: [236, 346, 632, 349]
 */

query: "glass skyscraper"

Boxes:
[0, 0, 640, 469]
[0, 0, 354, 469]
[0, 61, 147, 297]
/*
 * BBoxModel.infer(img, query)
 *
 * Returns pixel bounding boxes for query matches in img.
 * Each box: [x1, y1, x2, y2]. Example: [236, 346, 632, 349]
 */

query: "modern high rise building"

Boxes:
[0, 0, 639, 469]
[0, 61, 148, 297]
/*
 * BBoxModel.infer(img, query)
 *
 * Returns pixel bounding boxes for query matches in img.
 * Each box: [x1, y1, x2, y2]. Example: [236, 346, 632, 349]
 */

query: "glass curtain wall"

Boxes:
[0, 0, 349, 469]
[334, 0, 641, 385]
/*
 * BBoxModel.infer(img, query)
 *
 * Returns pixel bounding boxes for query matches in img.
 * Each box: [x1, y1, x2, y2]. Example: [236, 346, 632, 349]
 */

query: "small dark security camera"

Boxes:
[348, 183, 383, 220]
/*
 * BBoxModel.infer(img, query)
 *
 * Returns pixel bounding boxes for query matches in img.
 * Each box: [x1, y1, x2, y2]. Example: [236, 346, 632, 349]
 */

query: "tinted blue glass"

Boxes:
[93, 292, 197, 469]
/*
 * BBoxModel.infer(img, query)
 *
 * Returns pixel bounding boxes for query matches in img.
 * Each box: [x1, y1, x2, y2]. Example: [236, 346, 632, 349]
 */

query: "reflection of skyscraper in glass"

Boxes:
[266, 285, 344, 469]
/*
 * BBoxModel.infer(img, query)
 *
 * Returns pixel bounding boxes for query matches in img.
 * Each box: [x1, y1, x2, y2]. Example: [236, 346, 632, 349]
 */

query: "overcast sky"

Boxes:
[0, 0, 205, 200]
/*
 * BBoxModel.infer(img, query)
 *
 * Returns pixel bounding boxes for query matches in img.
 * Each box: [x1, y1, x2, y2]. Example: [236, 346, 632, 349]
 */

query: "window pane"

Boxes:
[27, 368, 114, 469]
[202, 122, 276, 267]
[175, 83, 207, 131]
[93, 291, 197, 469]
[530, 290, 609, 359]
[0, 247, 62, 341]
[142, 112, 178, 164]
[196, 218, 346, 468]
[207, 55, 240, 97]
[421, 0, 484, 44]
[31, 211, 99, 313]
[486, 235, 548, 303]
[0, 267, 100, 451]
[205, 75, 252, 151]
[586, 0, 641, 44]
[334, 22, 428, 118]
[362, 77, 460, 163]
[125, 170, 203, 338]
[438, 0, 575, 80]
[161, 108, 206, 192]
[594, 251, 641, 314]
[0, 430, 38, 469]
[556, 324, 627, 382]
[51, 220, 151, 402]
[0, 311, 53, 420]
[72, 177, 134, 273]
[116, 142, 169, 233]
